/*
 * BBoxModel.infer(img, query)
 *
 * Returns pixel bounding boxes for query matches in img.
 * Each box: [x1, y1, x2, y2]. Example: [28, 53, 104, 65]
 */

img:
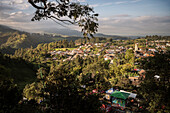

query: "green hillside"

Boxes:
[0, 25, 81, 54]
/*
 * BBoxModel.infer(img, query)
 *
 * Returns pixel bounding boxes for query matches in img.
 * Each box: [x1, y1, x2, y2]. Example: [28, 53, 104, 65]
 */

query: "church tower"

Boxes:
[135, 43, 138, 51]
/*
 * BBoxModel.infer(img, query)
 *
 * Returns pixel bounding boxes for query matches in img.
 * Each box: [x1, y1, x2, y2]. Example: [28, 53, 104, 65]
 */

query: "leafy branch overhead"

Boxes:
[28, 0, 99, 37]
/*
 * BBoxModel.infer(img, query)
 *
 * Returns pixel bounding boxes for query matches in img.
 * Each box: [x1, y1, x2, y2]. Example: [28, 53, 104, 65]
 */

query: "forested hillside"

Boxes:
[0, 25, 81, 54]
[0, 36, 169, 112]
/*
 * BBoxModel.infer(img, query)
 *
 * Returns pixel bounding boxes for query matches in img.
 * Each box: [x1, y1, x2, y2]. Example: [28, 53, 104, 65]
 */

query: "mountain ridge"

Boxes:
[1, 24, 134, 39]
[0, 25, 81, 54]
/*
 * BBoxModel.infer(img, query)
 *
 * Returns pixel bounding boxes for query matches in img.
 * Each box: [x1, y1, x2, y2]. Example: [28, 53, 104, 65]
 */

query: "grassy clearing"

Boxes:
[55, 48, 76, 51]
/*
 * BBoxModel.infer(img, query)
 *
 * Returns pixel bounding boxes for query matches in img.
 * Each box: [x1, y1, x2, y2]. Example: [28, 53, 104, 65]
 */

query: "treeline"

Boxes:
[13, 40, 75, 63]
[75, 37, 113, 44]
[145, 35, 170, 41]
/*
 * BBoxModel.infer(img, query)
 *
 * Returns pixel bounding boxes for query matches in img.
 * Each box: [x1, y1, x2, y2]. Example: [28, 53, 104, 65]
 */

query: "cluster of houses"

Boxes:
[134, 43, 156, 58]
[149, 40, 170, 48]
[48, 40, 168, 82]
[48, 43, 103, 61]
[47, 40, 167, 88]
[48, 39, 169, 63]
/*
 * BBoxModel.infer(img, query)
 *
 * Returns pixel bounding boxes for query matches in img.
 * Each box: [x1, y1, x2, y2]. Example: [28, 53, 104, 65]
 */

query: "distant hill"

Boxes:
[0, 25, 16, 32]
[38, 27, 130, 40]
[0, 25, 81, 54]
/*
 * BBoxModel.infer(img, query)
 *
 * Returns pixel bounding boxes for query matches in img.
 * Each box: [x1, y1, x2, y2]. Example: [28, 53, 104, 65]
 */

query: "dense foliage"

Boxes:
[145, 35, 170, 41]
[0, 52, 36, 89]
[138, 52, 170, 112]
[0, 33, 169, 112]
[1, 38, 138, 112]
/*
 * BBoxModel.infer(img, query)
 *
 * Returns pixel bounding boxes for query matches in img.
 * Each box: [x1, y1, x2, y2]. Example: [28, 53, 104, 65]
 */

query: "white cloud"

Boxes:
[0, 11, 77, 33]
[86, 0, 143, 8]
[131, 0, 142, 3]
[0, 12, 10, 19]
[98, 15, 170, 36]
[1, 12, 170, 36]
[8, 11, 31, 22]
[114, 0, 142, 5]
[13, 0, 24, 4]
[89, 4, 99, 8]
[70, 0, 86, 2]
[100, 3, 113, 7]
[0, 0, 169, 36]
[112, 14, 131, 18]
[90, 2, 113, 8]
[115, 1, 128, 5]
[100, 18, 110, 21]
[0, 11, 32, 27]
[0, 0, 30, 10]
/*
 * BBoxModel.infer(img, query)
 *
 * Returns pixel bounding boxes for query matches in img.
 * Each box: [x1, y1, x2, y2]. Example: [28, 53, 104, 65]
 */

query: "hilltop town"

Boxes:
[1, 36, 170, 113]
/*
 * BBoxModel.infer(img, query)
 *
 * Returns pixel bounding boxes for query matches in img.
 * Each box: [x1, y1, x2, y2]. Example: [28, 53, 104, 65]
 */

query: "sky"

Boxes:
[0, 0, 170, 36]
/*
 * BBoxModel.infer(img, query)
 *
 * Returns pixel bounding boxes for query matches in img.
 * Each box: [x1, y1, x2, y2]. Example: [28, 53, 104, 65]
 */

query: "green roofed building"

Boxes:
[110, 90, 130, 100]
[110, 91, 130, 109]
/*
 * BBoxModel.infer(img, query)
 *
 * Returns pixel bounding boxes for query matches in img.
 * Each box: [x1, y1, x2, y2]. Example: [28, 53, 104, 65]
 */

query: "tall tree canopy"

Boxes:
[138, 52, 170, 112]
[28, 0, 99, 37]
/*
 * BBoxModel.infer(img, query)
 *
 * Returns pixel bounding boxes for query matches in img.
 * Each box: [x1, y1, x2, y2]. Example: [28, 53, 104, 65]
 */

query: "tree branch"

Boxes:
[47, 15, 77, 24]
[28, 0, 47, 9]
[28, 0, 99, 37]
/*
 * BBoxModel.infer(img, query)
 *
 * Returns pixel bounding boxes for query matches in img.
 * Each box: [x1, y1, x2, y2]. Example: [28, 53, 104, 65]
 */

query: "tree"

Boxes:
[125, 49, 134, 65]
[82, 59, 110, 91]
[28, 0, 99, 37]
[69, 40, 75, 48]
[0, 77, 21, 113]
[138, 52, 170, 112]
[23, 82, 44, 103]
[23, 60, 103, 113]
[107, 38, 112, 42]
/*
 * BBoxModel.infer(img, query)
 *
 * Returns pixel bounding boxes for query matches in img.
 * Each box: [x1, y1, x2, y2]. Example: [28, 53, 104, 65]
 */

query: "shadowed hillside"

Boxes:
[0, 52, 37, 89]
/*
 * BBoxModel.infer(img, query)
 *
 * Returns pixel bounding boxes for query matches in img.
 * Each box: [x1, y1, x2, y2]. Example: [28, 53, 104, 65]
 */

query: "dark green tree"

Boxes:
[23, 60, 103, 113]
[69, 40, 75, 48]
[0, 76, 21, 113]
[138, 52, 170, 112]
